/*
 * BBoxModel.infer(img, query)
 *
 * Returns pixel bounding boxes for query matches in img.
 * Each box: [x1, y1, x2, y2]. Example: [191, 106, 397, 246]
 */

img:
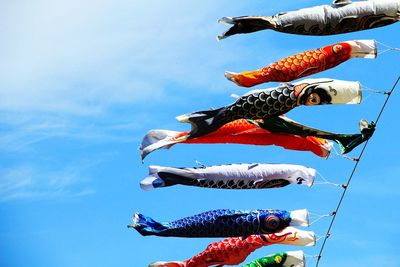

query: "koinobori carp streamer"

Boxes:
[225, 40, 377, 87]
[177, 78, 361, 138]
[251, 116, 375, 154]
[140, 119, 333, 160]
[140, 163, 316, 190]
[148, 227, 315, 267]
[218, 0, 400, 40]
[129, 209, 309, 238]
[241, 251, 305, 267]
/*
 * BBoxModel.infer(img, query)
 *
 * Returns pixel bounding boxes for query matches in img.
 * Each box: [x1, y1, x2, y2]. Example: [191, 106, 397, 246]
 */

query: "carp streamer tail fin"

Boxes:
[252, 116, 376, 155]
[140, 130, 188, 160]
[224, 71, 241, 86]
[217, 16, 275, 40]
[140, 175, 165, 190]
[140, 168, 195, 190]
[176, 107, 229, 138]
[334, 120, 376, 154]
[128, 212, 168, 236]
[149, 262, 185, 267]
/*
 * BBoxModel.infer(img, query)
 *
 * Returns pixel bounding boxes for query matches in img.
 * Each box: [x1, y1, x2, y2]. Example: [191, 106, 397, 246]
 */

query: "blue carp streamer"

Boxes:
[129, 209, 309, 238]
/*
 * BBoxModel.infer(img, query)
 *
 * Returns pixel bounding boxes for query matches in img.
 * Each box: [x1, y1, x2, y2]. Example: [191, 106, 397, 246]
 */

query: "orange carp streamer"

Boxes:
[225, 40, 376, 87]
[140, 119, 332, 160]
[148, 227, 315, 267]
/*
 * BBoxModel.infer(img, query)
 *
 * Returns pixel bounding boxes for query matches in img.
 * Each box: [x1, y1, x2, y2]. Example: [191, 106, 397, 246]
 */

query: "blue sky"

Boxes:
[1, 0, 399, 266]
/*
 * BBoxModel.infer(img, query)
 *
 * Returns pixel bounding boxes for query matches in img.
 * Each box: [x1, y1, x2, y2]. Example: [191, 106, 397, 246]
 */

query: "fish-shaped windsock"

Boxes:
[252, 116, 375, 154]
[177, 78, 361, 138]
[241, 251, 305, 267]
[129, 209, 309, 238]
[225, 40, 377, 87]
[218, 0, 400, 40]
[140, 163, 316, 191]
[148, 227, 315, 267]
[140, 119, 333, 160]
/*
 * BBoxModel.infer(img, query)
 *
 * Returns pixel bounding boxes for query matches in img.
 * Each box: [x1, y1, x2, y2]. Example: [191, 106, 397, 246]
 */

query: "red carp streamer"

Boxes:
[225, 40, 376, 87]
[148, 227, 315, 267]
[140, 119, 332, 160]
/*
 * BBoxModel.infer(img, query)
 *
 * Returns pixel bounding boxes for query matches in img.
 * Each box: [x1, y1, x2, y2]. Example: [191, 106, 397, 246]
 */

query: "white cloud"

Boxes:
[0, 165, 94, 202]
[0, 111, 155, 153]
[0, 0, 249, 114]
[0, 0, 277, 201]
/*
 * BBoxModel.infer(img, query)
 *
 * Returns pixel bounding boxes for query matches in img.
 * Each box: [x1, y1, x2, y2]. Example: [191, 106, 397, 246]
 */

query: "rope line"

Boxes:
[361, 84, 390, 95]
[376, 40, 400, 55]
[314, 171, 341, 187]
[305, 254, 320, 259]
[313, 181, 341, 187]
[309, 213, 333, 226]
[195, 160, 205, 167]
[314, 75, 400, 267]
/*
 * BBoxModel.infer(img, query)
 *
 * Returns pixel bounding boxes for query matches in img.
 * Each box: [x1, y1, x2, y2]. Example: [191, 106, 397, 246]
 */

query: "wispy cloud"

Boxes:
[0, 164, 94, 202]
[0, 0, 249, 114]
[0, 0, 253, 149]
[0, 0, 278, 201]
[0, 111, 157, 153]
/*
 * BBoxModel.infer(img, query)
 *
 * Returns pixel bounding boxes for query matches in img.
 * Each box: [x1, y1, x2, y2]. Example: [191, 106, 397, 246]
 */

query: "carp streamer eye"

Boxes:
[265, 215, 280, 230]
[332, 44, 343, 54]
[306, 93, 321, 105]
[274, 255, 283, 264]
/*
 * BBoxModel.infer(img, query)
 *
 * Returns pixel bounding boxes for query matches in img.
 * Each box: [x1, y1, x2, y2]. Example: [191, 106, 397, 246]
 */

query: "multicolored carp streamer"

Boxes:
[218, 0, 400, 40]
[177, 78, 361, 138]
[148, 227, 315, 267]
[129, 209, 309, 238]
[140, 163, 316, 190]
[225, 40, 376, 87]
[251, 116, 375, 154]
[140, 119, 333, 160]
[241, 251, 305, 267]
